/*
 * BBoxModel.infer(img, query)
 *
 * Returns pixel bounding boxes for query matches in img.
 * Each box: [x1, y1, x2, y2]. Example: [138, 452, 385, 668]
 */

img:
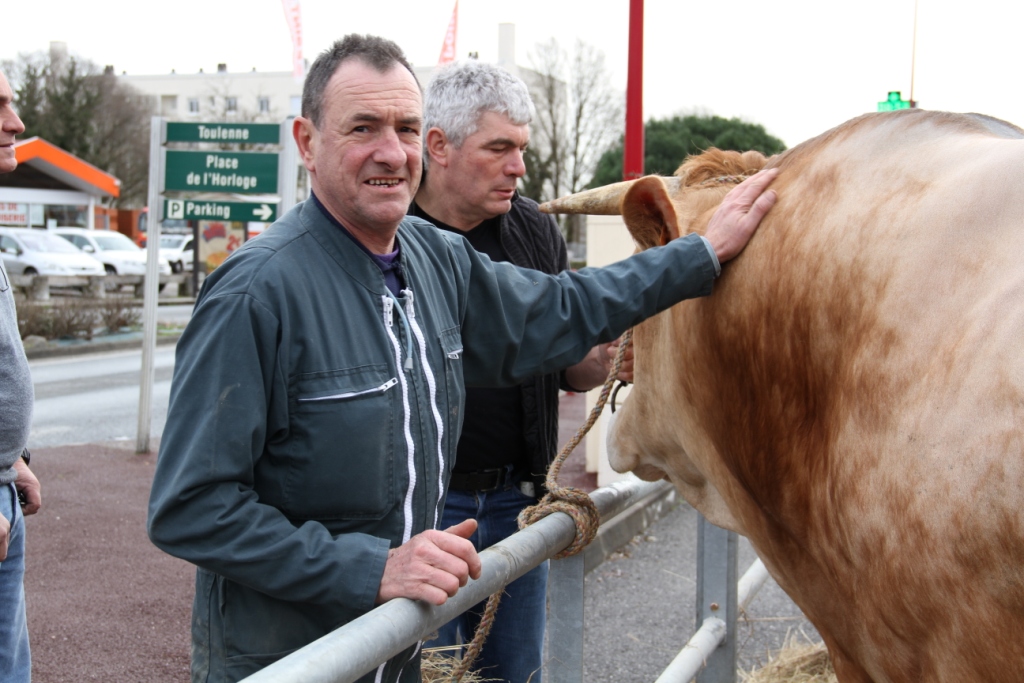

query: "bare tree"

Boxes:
[2, 50, 154, 207]
[89, 71, 154, 207]
[521, 39, 623, 253]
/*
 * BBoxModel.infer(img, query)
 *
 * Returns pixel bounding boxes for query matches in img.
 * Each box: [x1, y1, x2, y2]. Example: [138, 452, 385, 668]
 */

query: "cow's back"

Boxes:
[726, 111, 1024, 681]
[623, 111, 1024, 682]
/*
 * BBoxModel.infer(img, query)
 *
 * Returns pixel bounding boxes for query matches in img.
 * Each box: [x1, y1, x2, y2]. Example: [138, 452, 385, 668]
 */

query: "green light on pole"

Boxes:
[878, 91, 912, 111]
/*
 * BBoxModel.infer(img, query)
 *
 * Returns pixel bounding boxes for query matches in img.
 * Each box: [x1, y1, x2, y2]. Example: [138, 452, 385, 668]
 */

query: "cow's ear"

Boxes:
[621, 176, 682, 250]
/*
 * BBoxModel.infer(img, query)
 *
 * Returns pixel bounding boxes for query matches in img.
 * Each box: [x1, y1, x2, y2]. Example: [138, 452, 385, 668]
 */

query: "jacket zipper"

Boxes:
[297, 378, 398, 402]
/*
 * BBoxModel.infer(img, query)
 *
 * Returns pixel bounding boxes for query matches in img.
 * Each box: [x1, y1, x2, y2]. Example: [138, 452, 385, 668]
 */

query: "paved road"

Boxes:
[155, 303, 194, 326]
[28, 345, 175, 449]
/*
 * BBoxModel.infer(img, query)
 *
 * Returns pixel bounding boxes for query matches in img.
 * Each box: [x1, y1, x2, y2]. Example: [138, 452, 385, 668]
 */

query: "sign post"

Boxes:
[278, 118, 298, 215]
[137, 117, 167, 454]
[135, 119, 295, 453]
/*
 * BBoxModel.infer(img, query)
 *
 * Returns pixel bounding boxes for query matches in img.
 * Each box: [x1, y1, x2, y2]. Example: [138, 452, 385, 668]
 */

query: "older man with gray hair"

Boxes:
[411, 60, 629, 683]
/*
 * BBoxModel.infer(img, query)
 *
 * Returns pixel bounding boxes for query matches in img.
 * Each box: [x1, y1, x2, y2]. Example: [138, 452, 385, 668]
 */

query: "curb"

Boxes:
[24, 331, 183, 360]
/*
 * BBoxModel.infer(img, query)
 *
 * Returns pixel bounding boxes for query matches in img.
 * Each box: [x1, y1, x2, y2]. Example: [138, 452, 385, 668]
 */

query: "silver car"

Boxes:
[54, 227, 172, 276]
[0, 227, 106, 276]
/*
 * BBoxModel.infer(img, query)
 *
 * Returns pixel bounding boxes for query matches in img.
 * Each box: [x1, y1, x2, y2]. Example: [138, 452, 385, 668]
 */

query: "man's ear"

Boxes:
[293, 117, 317, 172]
[425, 128, 450, 168]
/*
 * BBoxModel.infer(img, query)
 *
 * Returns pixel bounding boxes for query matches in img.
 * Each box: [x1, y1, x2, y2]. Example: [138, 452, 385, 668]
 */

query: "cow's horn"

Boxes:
[539, 176, 681, 215]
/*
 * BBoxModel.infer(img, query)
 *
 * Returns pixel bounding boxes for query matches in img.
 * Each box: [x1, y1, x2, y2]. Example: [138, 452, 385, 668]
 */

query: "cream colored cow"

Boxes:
[544, 110, 1024, 683]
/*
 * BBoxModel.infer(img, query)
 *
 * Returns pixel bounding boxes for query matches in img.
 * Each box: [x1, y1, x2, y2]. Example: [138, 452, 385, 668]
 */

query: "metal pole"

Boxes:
[278, 117, 298, 216]
[695, 516, 738, 683]
[737, 559, 769, 612]
[546, 552, 585, 683]
[652, 557, 771, 683]
[623, 0, 645, 180]
[654, 618, 727, 683]
[909, 0, 919, 107]
[136, 116, 166, 454]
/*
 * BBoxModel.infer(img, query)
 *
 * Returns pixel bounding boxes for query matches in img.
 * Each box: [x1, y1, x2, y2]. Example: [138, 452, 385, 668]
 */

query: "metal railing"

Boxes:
[241, 478, 769, 683]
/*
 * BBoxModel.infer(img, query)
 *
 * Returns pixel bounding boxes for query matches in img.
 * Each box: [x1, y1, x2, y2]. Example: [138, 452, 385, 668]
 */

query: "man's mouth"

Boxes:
[367, 179, 402, 187]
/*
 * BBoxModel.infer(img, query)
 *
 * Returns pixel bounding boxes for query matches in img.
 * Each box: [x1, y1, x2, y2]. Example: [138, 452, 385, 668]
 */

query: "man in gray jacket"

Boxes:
[147, 34, 777, 683]
[0, 69, 41, 683]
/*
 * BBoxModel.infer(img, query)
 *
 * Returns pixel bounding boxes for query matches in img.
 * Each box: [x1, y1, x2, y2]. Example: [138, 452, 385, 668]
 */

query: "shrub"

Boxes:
[17, 298, 96, 340]
[97, 296, 141, 332]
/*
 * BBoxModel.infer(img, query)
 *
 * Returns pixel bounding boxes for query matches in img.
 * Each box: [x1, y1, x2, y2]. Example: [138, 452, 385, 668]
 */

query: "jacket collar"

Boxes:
[302, 193, 407, 296]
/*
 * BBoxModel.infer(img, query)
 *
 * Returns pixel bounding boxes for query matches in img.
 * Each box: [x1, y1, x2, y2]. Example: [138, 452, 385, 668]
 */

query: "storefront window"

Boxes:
[42, 204, 88, 228]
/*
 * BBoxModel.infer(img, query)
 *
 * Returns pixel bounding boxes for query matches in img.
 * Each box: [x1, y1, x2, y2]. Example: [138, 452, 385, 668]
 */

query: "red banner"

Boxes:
[437, 1, 458, 66]
[281, 0, 304, 80]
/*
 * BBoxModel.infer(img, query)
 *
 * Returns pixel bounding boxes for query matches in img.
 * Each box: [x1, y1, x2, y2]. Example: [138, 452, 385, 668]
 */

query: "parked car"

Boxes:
[0, 227, 106, 277]
[158, 234, 194, 273]
[54, 227, 171, 276]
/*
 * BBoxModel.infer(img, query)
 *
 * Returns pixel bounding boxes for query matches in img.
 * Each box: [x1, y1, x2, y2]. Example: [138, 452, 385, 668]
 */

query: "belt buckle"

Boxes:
[479, 467, 506, 493]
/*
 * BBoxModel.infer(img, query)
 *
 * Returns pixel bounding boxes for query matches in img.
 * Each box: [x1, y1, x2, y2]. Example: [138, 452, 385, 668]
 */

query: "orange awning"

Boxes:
[13, 137, 121, 198]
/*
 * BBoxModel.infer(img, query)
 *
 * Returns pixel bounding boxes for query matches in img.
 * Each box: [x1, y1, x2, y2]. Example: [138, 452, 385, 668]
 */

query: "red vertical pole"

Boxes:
[623, 0, 644, 180]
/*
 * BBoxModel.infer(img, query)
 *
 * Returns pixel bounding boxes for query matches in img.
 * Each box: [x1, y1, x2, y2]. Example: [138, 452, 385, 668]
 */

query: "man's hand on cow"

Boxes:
[376, 518, 482, 606]
[564, 338, 634, 392]
[704, 168, 779, 264]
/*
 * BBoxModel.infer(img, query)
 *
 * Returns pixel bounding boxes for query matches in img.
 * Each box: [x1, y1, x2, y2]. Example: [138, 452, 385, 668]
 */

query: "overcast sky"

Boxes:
[7, 0, 1023, 148]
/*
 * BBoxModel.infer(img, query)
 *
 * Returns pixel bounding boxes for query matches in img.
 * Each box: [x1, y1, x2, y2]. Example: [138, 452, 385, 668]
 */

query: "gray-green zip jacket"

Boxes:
[147, 198, 716, 683]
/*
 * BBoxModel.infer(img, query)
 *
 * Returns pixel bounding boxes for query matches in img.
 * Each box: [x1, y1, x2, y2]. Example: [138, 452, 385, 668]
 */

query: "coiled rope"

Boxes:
[449, 330, 633, 682]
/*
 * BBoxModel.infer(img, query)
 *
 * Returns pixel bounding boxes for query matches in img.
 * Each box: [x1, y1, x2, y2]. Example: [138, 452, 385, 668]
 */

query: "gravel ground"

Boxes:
[579, 500, 820, 682]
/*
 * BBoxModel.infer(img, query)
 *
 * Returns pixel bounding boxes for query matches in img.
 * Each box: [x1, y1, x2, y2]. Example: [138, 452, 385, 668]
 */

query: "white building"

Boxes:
[121, 65, 304, 123]
[118, 23, 529, 123]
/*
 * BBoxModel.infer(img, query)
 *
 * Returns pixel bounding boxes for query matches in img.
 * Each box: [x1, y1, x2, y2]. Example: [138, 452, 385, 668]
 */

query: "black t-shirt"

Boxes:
[410, 204, 528, 473]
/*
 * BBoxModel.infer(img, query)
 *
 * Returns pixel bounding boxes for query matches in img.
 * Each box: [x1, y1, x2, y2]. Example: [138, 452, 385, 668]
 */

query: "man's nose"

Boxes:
[373, 128, 407, 169]
[506, 149, 526, 178]
[2, 110, 25, 135]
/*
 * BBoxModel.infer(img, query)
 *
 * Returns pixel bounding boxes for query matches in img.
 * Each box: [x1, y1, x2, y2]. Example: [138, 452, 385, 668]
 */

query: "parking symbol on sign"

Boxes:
[167, 200, 185, 220]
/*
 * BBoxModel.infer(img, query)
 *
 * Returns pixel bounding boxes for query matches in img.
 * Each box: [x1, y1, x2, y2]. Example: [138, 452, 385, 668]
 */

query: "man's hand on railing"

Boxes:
[375, 518, 482, 606]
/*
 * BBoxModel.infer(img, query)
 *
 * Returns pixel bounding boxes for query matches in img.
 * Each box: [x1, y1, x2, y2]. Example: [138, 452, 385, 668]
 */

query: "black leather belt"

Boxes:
[448, 466, 516, 492]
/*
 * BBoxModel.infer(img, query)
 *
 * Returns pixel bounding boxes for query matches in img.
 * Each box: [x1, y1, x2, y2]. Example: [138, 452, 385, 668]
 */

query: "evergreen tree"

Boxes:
[589, 114, 786, 188]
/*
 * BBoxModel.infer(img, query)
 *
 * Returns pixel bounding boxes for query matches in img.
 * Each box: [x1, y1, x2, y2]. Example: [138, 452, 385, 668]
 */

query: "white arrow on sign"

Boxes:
[253, 204, 274, 221]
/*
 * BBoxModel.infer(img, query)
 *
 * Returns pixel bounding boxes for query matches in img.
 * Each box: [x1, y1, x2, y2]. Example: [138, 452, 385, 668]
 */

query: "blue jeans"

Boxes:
[427, 479, 548, 683]
[0, 483, 30, 682]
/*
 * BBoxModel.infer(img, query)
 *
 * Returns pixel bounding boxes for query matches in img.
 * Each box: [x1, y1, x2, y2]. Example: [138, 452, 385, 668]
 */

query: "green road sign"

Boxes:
[165, 150, 279, 193]
[164, 199, 278, 223]
[878, 91, 912, 111]
[166, 122, 280, 144]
